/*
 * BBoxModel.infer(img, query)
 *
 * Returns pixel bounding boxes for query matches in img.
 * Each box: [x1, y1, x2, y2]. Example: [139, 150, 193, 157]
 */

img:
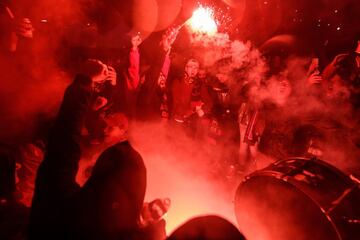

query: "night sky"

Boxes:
[88, 0, 360, 50]
[5, 0, 360, 62]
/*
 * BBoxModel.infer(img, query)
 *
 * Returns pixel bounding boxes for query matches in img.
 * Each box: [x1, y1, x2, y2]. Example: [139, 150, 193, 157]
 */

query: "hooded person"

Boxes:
[136, 26, 180, 121]
[73, 141, 147, 240]
[29, 59, 152, 240]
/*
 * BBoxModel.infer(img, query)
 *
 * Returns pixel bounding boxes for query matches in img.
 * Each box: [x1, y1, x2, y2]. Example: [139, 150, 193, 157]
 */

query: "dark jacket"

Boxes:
[29, 74, 147, 240]
[137, 49, 170, 121]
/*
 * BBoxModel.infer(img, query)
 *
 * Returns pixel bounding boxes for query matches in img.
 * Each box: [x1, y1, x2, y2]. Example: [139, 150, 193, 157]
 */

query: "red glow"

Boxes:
[130, 123, 238, 234]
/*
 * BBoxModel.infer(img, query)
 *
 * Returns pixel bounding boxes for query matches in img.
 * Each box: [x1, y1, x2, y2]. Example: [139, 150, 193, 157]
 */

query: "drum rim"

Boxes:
[244, 157, 354, 186]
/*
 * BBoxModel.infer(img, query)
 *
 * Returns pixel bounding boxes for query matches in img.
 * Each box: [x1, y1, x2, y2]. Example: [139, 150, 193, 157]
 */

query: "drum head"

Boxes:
[235, 175, 340, 240]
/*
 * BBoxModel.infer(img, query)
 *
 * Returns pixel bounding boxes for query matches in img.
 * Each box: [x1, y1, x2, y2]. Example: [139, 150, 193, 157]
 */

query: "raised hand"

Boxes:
[16, 18, 34, 38]
[307, 72, 323, 85]
[81, 59, 114, 84]
[160, 26, 180, 52]
[106, 66, 117, 86]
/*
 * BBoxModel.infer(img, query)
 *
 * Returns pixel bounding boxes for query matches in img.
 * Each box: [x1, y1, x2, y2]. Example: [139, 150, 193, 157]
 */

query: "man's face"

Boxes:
[216, 73, 229, 83]
[103, 125, 126, 143]
[185, 60, 199, 78]
[268, 77, 292, 105]
[215, 65, 231, 83]
[198, 69, 207, 80]
[103, 114, 128, 143]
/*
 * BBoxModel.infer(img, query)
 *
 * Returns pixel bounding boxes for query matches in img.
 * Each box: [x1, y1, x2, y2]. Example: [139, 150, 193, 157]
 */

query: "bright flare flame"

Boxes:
[187, 6, 218, 35]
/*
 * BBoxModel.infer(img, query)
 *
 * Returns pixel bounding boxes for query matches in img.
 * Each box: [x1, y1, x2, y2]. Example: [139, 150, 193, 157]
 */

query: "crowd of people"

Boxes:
[0, 2, 359, 239]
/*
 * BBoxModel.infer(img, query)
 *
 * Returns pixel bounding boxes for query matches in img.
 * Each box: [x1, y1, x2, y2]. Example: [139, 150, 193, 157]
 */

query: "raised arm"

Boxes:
[33, 60, 112, 201]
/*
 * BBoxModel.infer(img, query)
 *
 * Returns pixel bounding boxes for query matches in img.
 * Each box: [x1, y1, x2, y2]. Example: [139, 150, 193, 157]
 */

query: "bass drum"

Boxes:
[234, 157, 360, 240]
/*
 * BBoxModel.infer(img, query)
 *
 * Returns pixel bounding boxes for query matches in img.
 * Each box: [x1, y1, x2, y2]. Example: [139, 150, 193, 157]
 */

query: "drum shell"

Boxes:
[234, 158, 360, 240]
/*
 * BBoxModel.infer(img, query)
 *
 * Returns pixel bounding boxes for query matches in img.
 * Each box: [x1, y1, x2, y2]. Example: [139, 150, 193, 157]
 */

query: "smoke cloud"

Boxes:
[128, 121, 239, 234]
[0, 0, 87, 143]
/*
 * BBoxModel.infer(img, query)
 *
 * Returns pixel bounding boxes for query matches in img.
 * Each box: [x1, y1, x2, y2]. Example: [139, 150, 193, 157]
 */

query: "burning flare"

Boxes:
[187, 6, 218, 35]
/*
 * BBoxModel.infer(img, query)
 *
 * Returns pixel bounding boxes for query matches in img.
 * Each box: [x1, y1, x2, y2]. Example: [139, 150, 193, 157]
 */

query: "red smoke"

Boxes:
[129, 122, 239, 234]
